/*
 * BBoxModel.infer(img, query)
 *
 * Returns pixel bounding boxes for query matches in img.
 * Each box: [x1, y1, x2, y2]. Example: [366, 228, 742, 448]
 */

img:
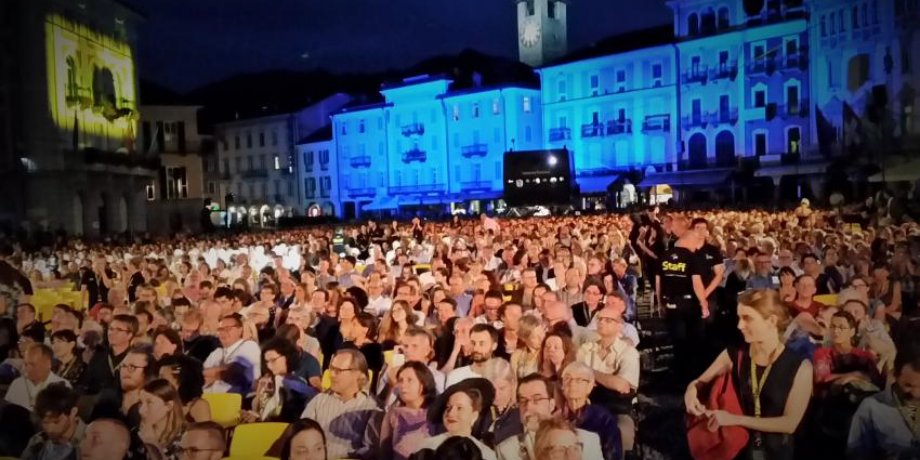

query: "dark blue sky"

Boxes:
[124, 0, 673, 92]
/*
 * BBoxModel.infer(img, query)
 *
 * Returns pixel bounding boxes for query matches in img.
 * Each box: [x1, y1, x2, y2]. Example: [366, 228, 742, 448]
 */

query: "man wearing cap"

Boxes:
[496, 374, 603, 460]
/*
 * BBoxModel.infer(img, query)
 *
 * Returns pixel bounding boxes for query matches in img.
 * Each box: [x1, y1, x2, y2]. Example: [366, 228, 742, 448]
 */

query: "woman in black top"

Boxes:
[685, 289, 813, 460]
[572, 283, 605, 327]
[342, 312, 383, 391]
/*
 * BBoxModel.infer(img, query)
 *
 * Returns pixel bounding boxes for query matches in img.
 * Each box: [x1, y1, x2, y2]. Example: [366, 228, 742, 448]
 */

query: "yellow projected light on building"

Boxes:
[45, 13, 138, 152]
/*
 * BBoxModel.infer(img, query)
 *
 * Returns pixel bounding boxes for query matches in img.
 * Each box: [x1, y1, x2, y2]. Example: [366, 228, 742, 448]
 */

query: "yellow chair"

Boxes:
[383, 350, 394, 366]
[202, 393, 242, 428]
[813, 294, 838, 307]
[230, 422, 289, 458]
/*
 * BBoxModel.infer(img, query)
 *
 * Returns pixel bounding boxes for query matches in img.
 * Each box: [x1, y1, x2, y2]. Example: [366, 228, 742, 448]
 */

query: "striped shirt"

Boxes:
[301, 391, 382, 460]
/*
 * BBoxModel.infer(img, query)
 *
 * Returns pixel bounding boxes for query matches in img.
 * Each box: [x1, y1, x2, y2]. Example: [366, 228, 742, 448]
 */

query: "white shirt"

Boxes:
[365, 295, 392, 317]
[445, 365, 483, 387]
[4, 372, 70, 411]
[203, 339, 261, 391]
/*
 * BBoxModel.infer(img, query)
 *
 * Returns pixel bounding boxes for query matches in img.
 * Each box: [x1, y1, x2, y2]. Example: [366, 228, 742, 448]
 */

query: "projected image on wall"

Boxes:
[45, 13, 138, 153]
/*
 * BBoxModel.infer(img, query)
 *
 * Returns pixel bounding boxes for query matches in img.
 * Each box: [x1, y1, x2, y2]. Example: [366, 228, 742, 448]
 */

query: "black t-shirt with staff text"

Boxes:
[659, 246, 704, 311]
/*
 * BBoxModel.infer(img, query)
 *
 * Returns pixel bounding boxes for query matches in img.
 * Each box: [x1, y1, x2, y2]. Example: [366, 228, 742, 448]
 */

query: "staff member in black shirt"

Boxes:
[691, 218, 726, 315]
[656, 217, 709, 386]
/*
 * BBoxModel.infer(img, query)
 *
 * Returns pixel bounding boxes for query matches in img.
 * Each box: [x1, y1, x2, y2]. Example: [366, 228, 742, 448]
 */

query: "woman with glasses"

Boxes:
[572, 283, 605, 328]
[510, 315, 545, 381]
[380, 361, 437, 460]
[50, 329, 86, 386]
[138, 378, 187, 460]
[813, 311, 883, 394]
[244, 337, 314, 423]
[533, 418, 584, 460]
[278, 418, 328, 460]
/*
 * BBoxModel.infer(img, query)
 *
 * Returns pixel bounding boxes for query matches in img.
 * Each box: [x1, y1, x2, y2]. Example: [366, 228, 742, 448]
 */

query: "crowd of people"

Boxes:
[0, 200, 919, 459]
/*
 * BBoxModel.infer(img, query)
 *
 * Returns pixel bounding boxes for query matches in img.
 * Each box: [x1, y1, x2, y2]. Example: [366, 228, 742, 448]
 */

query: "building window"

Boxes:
[903, 104, 914, 135]
[146, 184, 155, 201]
[754, 131, 767, 156]
[787, 127, 801, 154]
[304, 151, 314, 172]
[688, 12, 699, 35]
[852, 5, 860, 28]
[288, 181, 295, 197]
[616, 70, 626, 92]
[222, 140, 229, 151]
[208, 182, 216, 195]
[273, 155, 280, 170]
[786, 84, 800, 113]
[235, 157, 242, 173]
[453, 105, 461, 121]
[652, 63, 663, 86]
[821, 15, 827, 37]
[259, 154, 267, 171]
[590, 75, 600, 96]
[523, 97, 532, 113]
[691, 99, 702, 125]
[234, 135, 240, 149]
[717, 7, 729, 29]
[473, 103, 480, 118]
[492, 98, 501, 114]
[359, 120, 365, 133]
[246, 132, 252, 148]
[319, 150, 330, 171]
[827, 59, 837, 86]
[247, 156, 254, 171]
[754, 89, 766, 108]
[259, 132, 265, 147]
[340, 123, 347, 135]
[839, 9, 845, 31]
[272, 130, 278, 146]
[558, 78, 567, 100]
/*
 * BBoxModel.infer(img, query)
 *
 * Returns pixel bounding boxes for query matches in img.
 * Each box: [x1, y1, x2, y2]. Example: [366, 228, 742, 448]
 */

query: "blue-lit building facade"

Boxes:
[332, 76, 541, 219]
[304, 0, 920, 217]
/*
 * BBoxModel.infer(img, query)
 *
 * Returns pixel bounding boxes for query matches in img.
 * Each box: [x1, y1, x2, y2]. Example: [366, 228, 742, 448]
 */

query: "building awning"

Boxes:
[362, 195, 400, 211]
[577, 174, 621, 194]
[869, 158, 920, 183]
[754, 161, 830, 178]
[399, 195, 447, 206]
[639, 169, 733, 187]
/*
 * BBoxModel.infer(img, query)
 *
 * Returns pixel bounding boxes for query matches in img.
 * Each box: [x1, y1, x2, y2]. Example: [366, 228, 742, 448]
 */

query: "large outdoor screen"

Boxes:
[45, 13, 138, 152]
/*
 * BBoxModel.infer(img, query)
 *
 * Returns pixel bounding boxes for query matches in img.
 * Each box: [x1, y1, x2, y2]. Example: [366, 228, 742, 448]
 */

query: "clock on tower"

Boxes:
[516, 0, 567, 67]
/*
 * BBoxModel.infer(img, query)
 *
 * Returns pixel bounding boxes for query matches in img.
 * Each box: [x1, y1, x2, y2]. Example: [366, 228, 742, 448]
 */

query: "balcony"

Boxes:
[642, 114, 671, 132]
[350, 155, 371, 168]
[711, 108, 739, 126]
[461, 144, 488, 158]
[401, 148, 427, 164]
[606, 120, 632, 136]
[711, 62, 739, 81]
[401, 123, 425, 137]
[459, 180, 493, 191]
[780, 99, 809, 118]
[242, 169, 268, 179]
[387, 184, 446, 195]
[682, 115, 708, 129]
[682, 68, 709, 85]
[581, 123, 605, 138]
[549, 127, 572, 142]
[747, 58, 777, 76]
[346, 187, 376, 198]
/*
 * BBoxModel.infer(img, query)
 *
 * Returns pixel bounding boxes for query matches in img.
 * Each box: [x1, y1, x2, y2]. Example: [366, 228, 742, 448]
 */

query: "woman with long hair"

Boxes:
[509, 314, 545, 380]
[685, 289, 813, 460]
[380, 361, 438, 460]
[338, 297, 358, 343]
[345, 312, 384, 390]
[138, 378, 187, 460]
[379, 300, 415, 351]
[157, 354, 210, 423]
[244, 337, 314, 423]
[279, 418, 328, 460]
[777, 267, 797, 303]
[539, 331, 577, 382]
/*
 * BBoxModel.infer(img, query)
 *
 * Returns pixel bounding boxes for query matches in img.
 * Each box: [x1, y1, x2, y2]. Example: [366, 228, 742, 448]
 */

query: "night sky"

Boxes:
[123, 0, 672, 92]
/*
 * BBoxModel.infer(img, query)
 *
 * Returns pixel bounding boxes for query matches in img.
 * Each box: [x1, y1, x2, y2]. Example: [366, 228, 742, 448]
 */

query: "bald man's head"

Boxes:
[80, 418, 130, 460]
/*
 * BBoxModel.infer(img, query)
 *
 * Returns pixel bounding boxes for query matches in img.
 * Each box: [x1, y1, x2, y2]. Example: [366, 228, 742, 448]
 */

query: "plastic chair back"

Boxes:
[230, 422, 289, 457]
[202, 393, 242, 428]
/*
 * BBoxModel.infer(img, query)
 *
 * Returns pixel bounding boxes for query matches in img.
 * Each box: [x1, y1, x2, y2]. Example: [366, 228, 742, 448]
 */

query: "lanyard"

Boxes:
[750, 347, 779, 448]
[108, 352, 123, 375]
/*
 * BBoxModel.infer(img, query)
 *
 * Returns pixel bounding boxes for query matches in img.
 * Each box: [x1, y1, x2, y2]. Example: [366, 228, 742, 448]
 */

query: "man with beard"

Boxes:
[445, 323, 498, 386]
[495, 374, 603, 460]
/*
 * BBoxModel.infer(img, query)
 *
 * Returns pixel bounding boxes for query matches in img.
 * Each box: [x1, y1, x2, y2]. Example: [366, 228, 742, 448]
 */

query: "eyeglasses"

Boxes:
[122, 364, 147, 372]
[264, 355, 285, 364]
[177, 447, 224, 456]
[517, 396, 552, 407]
[329, 366, 357, 374]
[596, 316, 622, 324]
[542, 443, 584, 459]
[562, 376, 592, 386]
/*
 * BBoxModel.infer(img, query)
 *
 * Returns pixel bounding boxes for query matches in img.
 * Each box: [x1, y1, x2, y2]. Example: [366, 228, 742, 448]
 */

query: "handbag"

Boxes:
[686, 352, 750, 460]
